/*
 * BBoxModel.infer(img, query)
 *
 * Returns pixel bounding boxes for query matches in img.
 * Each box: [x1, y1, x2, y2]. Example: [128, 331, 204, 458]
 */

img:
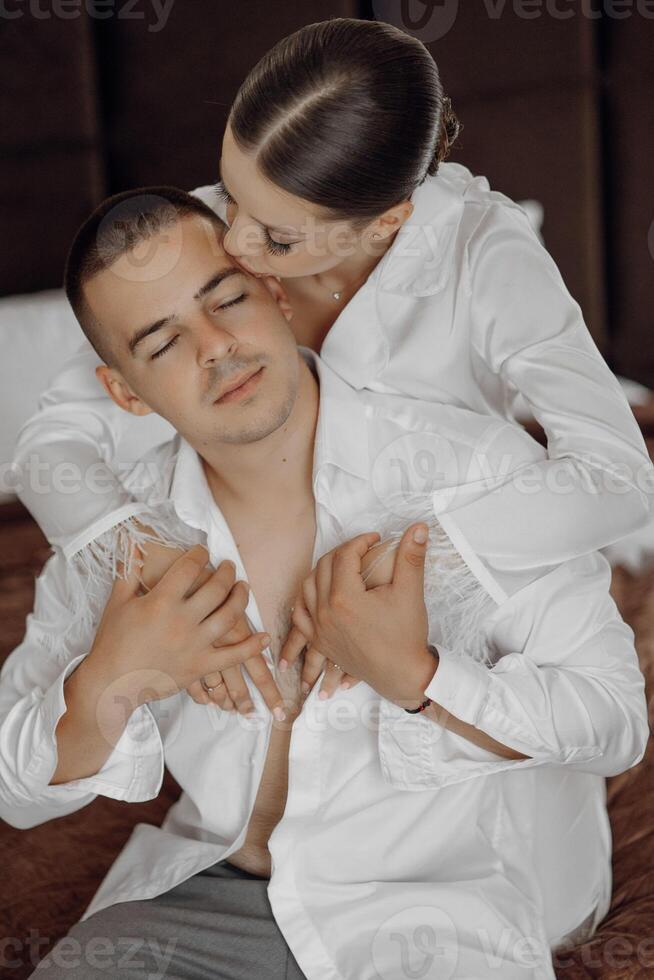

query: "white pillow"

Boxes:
[0, 290, 84, 504]
[517, 199, 545, 243]
[0, 289, 174, 505]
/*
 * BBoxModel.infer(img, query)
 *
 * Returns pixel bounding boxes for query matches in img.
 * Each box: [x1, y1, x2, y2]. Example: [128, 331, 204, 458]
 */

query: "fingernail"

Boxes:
[301, 681, 310, 695]
[413, 525, 428, 544]
[318, 690, 329, 700]
[273, 706, 286, 721]
[278, 658, 288, 671]
[261, 634, 271, 647]
[339, 681, 351, 690]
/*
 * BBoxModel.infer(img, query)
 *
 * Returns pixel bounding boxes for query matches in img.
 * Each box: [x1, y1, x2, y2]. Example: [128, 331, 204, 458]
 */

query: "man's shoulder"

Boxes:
[121, 432, 183, 504]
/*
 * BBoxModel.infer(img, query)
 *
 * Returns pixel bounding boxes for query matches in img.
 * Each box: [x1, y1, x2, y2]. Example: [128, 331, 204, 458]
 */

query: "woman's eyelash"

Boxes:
[265, 234, 293, 256]
[215, 181, 234, 205]
[150, 295, 247, 361]
[216, 182, 295, 257]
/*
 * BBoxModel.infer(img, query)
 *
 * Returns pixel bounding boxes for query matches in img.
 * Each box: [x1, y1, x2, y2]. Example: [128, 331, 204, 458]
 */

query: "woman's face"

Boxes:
[218, 122, 392, 280]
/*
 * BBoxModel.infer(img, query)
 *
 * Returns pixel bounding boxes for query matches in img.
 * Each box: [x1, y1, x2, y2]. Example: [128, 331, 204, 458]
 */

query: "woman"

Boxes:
[13, 18, 653, 708]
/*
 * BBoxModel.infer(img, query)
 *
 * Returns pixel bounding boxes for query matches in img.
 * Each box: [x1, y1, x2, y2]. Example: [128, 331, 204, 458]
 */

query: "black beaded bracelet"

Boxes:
[404, 697, 432, 714]
[404, 645, 438, 713]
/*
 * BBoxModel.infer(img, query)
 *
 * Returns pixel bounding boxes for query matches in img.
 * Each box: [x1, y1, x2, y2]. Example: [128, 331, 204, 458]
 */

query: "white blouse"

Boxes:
[1, 353, 648, 979]
[11, 163, 654, 569]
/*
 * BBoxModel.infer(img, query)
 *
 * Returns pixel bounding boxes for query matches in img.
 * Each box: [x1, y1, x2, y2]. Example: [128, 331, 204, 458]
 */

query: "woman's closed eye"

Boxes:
[150, 294, 248, 360]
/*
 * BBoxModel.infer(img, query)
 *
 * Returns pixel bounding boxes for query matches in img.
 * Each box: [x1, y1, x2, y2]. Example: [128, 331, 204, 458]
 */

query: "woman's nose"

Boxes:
[222, 212, 264, 258]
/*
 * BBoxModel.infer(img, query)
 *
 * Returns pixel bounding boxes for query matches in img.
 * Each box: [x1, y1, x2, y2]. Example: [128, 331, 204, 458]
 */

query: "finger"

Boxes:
[186, 678, 228, 709]
[279, 624, 309, 671]
[186, 559, 237, 620]
[301, 573, 318, 620]
[218, 663, 256, 716]
[331, 532, 381, 596]
[184, 558, 229, 599]
[300, 646, 327, 695]
[201, 628, 271, 675]
[391, 523, 429, 588]
[317, 661, 345, 700]
[242, 653, 287, 717]
[290, 596, 314, 641]
[338, 673, 361, 691]
[197, 581, 251, 646]
[157, 544, 211, 598]
[314, 550, 334, 608]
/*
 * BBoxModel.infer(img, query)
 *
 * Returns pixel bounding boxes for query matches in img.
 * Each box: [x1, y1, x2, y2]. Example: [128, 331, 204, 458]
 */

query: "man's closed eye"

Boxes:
[150, 294, 248, 360]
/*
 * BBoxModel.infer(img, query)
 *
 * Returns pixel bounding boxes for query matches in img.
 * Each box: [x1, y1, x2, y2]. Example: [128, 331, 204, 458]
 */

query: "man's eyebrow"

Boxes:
[128, 316, 176, 356]
[128, 268, 245, 356]
[193, 267, 244, 301]
[216, 164, 304, 238]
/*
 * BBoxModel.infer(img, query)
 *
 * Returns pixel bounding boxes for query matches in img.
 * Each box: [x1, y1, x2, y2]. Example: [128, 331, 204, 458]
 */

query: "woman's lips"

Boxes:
[214, 367, 264, 404]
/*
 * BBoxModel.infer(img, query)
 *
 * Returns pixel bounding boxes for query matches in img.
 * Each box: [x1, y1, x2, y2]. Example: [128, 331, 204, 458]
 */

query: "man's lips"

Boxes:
[213, 367, 264, 404]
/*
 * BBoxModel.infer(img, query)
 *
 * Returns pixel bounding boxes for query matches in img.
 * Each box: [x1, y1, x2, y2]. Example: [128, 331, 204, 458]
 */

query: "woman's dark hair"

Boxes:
[228, 18, 461, 228]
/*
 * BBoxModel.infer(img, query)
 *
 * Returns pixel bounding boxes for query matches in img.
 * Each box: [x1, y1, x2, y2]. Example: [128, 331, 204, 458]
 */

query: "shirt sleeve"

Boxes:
[378, 546, 650, 790]
[462, 203, 654, 570]
[10, 183, 227, 555]
[0, 550, 165, 829]
[11, 338, 141, 550]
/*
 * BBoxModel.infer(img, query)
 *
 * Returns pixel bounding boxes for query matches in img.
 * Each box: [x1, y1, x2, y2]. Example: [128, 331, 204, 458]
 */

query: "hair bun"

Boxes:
[427, 95, 461, 176]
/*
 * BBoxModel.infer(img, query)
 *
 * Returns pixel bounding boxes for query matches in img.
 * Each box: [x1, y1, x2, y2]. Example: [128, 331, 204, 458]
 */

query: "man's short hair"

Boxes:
[64, 186, 226, 366]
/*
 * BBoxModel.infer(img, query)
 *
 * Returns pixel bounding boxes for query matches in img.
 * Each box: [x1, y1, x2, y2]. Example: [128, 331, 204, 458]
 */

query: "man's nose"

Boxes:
[196, 319, 237, 369]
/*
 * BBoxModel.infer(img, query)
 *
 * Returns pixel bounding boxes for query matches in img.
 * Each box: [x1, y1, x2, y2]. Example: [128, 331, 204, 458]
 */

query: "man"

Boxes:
[0, 187, 648, 980]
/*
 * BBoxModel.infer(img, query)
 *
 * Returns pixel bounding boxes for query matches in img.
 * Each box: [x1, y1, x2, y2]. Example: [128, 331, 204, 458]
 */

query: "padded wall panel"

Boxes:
[446, 82, 607, 347]
[374, 2, 597, 99]
[0, 13, 105, 295]
[95, 0, 361, 192]
[603, 19, 654, 386]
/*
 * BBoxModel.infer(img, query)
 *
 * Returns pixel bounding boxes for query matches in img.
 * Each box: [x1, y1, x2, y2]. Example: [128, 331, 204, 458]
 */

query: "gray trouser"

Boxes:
[28, 859, 307, 979]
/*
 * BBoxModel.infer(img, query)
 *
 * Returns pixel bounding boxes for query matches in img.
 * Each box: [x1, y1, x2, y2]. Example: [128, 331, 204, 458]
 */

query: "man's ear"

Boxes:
[260, 275, 294, 324]
[95, 365, 153, 416]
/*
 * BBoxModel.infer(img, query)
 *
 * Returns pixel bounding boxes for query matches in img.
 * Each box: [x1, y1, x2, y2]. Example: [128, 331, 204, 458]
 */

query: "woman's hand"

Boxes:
[280, 534, 399, 699]
[279, 524, 438, 707]
[132, 520, 285, 718]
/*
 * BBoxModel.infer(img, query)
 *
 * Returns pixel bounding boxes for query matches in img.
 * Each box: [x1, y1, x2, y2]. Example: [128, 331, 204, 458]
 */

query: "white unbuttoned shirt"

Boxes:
[11, 163, 653, 572]
[1, 351, 649, 980]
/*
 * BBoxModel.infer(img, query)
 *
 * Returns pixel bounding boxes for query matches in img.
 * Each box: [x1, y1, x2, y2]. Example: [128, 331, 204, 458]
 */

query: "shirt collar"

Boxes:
[301, 347, 369, 482]
[168, 348, 369, 533]
[371, 163, 468, 298]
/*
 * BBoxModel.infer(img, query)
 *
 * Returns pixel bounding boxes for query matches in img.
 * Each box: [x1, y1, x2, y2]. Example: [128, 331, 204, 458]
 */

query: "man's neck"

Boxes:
[199, 357, 319, 512]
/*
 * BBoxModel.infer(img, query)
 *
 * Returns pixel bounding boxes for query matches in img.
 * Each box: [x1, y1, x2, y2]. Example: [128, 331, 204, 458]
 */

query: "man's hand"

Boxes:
[279, 524, 438, 709]
[134, 527, 286, 718]
[90, 542, 271, 707]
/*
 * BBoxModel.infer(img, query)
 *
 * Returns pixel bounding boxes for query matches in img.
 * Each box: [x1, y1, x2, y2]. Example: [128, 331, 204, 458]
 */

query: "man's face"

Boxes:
[85, 213, 300, 448]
